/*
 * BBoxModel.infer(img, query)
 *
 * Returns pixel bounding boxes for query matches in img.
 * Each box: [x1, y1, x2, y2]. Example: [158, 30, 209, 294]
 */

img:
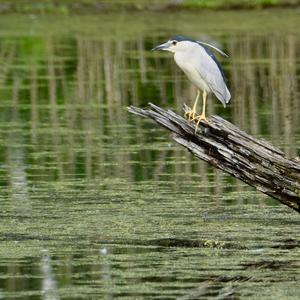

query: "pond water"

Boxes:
[0, 10, 299, 299]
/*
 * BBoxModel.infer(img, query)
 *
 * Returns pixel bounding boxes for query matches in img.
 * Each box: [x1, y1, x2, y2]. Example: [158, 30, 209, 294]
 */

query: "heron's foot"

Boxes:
[184, 109, 196, 121]
[191, 114, 208, 132]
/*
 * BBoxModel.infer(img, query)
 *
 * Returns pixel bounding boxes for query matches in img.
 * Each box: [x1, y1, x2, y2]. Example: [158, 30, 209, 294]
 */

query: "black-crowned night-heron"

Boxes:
[152, 35, 231, 129]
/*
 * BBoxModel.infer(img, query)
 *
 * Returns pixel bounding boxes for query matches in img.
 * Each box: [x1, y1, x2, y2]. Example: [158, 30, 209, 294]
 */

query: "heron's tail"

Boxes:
[219, 87, 231, 108]
[211, 85, 231, 107]
[224, 87, 231, 107]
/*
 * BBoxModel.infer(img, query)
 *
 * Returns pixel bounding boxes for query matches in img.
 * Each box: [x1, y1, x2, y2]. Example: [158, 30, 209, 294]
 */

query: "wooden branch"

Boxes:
[128, 103, 300, 213]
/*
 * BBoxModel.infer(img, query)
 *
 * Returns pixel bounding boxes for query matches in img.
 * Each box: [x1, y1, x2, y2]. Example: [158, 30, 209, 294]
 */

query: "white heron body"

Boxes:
[174, 45, 210, 92]
[173, 40, 230, 107]
[152, 35, 231, 128]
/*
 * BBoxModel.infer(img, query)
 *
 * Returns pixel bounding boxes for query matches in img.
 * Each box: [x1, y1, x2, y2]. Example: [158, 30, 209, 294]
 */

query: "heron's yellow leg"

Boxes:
[192, 91, 208, 132]
[184, 90, 200, 120]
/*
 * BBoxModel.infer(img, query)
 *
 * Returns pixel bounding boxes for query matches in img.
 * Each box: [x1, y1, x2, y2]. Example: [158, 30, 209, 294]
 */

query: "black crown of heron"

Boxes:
[152, 35, 231, 130]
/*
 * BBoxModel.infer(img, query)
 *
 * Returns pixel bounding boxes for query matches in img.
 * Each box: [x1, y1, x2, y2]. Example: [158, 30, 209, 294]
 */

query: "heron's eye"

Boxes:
[172, 41, 177, 46]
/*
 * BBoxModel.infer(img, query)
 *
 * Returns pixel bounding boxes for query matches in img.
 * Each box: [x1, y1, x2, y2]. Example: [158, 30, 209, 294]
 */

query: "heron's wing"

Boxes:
[193, 46, 231, 107]
[196, 41, 229, 58]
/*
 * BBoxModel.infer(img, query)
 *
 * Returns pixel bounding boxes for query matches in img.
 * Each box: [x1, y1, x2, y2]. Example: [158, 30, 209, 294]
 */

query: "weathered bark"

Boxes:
[128, 103, 300, 213]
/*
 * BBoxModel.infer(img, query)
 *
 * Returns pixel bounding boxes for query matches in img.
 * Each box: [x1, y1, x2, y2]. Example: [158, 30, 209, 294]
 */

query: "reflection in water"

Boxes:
[0, 23, 299, 300]
[0, 33, 298, 187]
[100, 248, 113, 300]
[230, 34, 299, 158]
[6, 76, 30, 214]
[41, 250, 59, 300]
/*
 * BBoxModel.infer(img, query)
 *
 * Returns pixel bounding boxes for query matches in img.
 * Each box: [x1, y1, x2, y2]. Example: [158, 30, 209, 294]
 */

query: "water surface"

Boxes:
[0, 10, 299, 299]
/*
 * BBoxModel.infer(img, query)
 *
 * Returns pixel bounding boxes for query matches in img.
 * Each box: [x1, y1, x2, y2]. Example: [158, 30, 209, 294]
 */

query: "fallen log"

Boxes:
[128, 103, 300, 213]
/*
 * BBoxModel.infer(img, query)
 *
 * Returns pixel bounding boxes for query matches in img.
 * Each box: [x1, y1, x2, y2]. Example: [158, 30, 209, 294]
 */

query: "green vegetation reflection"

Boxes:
[0, 9, 299, 300]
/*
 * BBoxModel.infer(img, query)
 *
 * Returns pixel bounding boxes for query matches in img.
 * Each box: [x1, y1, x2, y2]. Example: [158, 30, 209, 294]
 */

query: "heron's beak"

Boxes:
[151, 42, 170, 51]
